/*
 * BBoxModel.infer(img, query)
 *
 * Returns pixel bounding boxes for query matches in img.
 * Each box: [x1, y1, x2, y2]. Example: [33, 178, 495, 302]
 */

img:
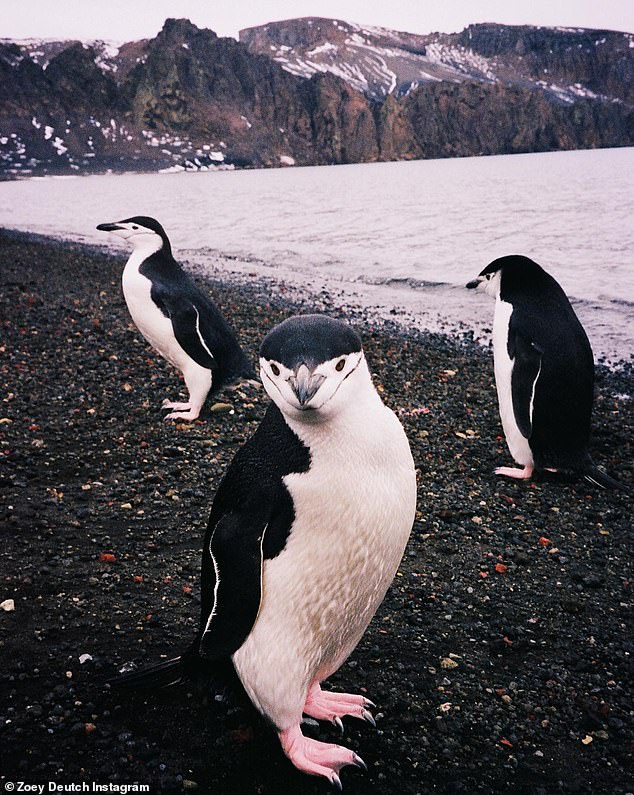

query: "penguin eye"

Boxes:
[131, 225, 139, 230]
[270, 363, 280, 376]
[335, 358, 346, 372]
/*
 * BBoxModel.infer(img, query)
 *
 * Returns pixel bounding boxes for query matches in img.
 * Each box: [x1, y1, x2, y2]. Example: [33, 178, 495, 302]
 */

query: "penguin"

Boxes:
[96, 216, 254, 420]
[110, 314, 417, 786]
[467, 255, 626, 488]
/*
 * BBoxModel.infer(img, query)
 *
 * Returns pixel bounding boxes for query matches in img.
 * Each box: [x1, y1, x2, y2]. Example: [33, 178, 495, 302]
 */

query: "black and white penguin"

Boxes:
[111, 314, 417, 786]
[96, 216, 254, 420]
[467, 255, 625, 488]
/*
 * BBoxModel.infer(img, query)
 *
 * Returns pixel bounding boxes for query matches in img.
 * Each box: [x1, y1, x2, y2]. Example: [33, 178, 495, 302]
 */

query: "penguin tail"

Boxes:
[583, 466, 629, 492]
[108, 649, 243, 697]
[108, 655, 187, 690]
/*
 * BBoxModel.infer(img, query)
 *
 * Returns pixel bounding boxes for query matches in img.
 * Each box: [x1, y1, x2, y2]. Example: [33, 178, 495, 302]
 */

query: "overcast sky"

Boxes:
[3, 0, 633, 42]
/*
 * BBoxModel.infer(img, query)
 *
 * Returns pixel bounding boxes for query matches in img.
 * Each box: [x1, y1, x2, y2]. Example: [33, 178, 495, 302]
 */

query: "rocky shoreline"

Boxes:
[0, 231, 632, 794]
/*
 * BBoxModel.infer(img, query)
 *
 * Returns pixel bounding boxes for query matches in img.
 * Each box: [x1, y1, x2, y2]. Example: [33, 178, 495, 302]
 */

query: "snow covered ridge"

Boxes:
[1, 37, 122, 70]
[3, 21, 631, 104]
[262, 27, 482, 97]
[240, 18, 634, 103]
[0, 36, 148, 80]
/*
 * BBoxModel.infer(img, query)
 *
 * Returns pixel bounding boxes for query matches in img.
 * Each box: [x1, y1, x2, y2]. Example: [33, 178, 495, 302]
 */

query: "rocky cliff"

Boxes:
[455, 24, 634, 104]
[378, 81, 633, 160]
[0, 17, 632, 178]
[241, 18, 634, 103]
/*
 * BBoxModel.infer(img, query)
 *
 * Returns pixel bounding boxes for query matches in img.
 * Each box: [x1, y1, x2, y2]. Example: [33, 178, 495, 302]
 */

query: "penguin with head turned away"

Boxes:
[97, 216, 254, 420]
[110, 314, 418, 787]
[467, 254, 627, 489]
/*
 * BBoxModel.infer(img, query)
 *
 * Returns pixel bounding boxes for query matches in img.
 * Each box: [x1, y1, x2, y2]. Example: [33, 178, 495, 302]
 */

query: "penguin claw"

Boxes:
[353, 754, 367, 771]
[303, 683, 377, 728]
[330, 773, 343, 791]
[361, 710, 376, 727]
[279, 725, 365, 786]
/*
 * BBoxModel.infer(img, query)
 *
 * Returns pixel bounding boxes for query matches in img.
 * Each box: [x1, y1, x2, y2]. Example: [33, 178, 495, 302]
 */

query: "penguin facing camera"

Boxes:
[467, 255, 626, 489]
[97, 216, 254, 420]
[110, 314, 418, 787]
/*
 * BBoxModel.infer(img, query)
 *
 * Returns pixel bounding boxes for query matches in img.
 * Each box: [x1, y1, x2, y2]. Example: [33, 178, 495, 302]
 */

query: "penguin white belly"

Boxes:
[232, 406, 416, 730]
[493, 297, 533, 467]
[122, 254, 193, 371]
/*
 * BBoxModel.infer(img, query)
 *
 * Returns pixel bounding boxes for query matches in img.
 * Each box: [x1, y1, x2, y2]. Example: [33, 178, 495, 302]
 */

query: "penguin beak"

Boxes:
[96, 222, 125, 232]
[290, 363, 326, 407]
[466, 277, 481, 289]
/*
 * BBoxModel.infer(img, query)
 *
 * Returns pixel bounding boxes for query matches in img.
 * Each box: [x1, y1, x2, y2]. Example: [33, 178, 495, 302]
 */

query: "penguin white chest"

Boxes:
[281, 438, 413, 636]
[493, 297, 533, 466]
[122, 253, 186, 368]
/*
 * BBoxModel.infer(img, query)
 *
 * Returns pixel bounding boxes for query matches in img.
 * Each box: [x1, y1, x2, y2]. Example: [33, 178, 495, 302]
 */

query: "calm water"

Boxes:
[1, 147, 632, 361]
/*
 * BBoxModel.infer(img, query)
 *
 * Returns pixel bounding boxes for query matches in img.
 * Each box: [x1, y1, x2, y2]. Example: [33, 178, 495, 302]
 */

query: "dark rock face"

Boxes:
[0, 17, 632, 177]
[0, 40, 144, 175]
[241, 16, 351, 50]
[44, 43, 119, 111]
[303, 73, 379, 164]
[456, 24, 634, 103]
[242, 17, 634, 105]
[379, 81, 634, 160]
[122, 18, 382, 167]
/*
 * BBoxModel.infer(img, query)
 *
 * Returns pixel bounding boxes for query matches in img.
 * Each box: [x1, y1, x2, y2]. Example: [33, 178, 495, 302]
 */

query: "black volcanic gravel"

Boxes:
[0, 230, 632, 795]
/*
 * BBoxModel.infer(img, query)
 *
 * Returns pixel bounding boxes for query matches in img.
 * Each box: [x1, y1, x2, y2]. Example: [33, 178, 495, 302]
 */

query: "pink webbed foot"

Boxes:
[279, 724, 366, 789]
[304, 682, 376, 731]
[161, 399, 191, 412]
[163, 408, 201, 422]
[495, 465, 534, 480]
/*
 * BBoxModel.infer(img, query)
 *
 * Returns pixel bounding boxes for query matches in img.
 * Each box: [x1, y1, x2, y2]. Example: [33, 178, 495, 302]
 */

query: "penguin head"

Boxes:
[259, 315, 370, 421]
[466, 255, 545, 298]
[97, 216, 171, 255]
[466, 259, 504, 298]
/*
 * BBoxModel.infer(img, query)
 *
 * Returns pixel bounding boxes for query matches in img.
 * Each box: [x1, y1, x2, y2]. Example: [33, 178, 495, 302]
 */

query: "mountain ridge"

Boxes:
[0, 16, 632, 178]
[240, 17, 633, 103]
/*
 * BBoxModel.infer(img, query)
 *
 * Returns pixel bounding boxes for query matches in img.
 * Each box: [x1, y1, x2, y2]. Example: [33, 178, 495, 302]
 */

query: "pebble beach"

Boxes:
[0, 230, 632, 794]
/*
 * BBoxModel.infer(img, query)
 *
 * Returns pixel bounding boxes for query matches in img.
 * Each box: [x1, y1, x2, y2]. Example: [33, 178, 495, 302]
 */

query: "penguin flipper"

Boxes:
[152, 286, 218, 370]
[199, 512, 267, 660]
[509, 330, 543, 438]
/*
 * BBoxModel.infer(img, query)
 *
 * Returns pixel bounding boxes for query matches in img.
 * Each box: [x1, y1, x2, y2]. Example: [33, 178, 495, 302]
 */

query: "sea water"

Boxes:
[1, 146, 632, 361]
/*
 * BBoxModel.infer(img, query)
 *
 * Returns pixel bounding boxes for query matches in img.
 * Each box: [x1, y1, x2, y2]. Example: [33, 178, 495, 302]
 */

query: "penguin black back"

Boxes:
[468, 255, 626, 487]
[493, 256, 594, 468]
[97, 215, 255, 418]
[140, 247, 255, 394]
[197, 403, 311, 656]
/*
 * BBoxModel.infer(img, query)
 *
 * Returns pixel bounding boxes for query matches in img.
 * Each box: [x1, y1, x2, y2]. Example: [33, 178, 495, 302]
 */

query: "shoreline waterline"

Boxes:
[1, 148, 632, 362]
[2, 226, 632, 369]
